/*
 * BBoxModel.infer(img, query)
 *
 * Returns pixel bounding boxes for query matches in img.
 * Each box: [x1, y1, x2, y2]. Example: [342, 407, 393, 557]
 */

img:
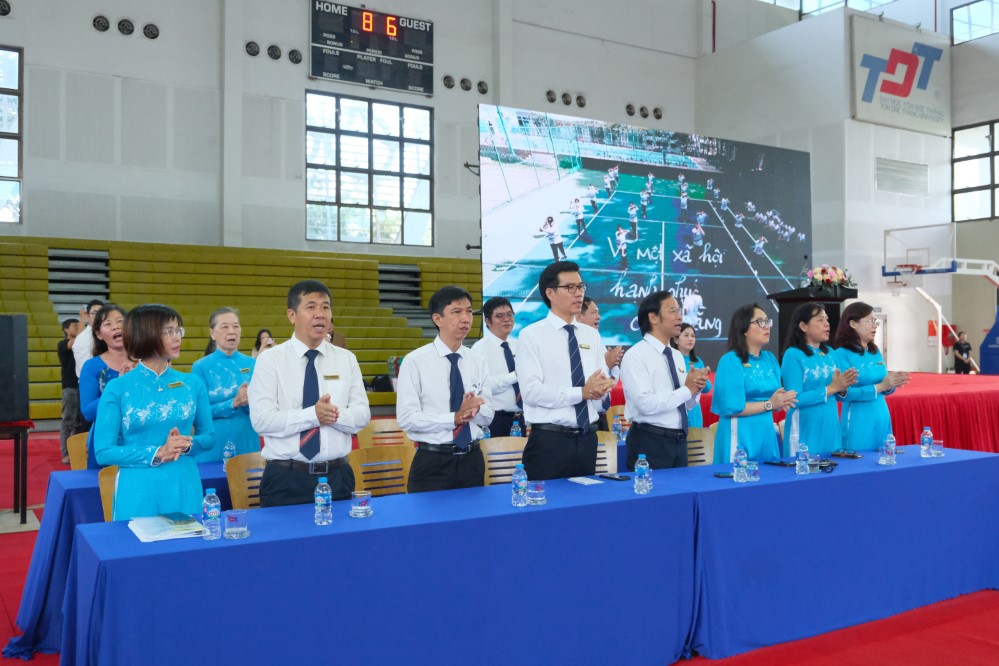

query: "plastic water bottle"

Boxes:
[612, 415, 622, 441]
[788, 411, 800, 454]
[222, 441, 236, 470]
[314, 477, 333, 525]
[634, 454, 652, 494]
[620, 423, 629, 444]
[481, 426, 491, 439]
[920, 426, 933, 458]
[733, 448, 749, 483]
[511, 463, 528, 507]
[510, 420, 522, 437]
[795, 442, 810, 475]
[885, 433, 897, 465]
[201, 488, 221, 540]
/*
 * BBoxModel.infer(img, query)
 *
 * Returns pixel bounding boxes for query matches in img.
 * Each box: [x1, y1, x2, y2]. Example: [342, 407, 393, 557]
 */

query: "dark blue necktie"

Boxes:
[500, 341, 523, 409]
[564, 325, 590, 430]
[300, 349, 321, 460]
[663, 348, 689, 431]
[447, 353, 472, 449]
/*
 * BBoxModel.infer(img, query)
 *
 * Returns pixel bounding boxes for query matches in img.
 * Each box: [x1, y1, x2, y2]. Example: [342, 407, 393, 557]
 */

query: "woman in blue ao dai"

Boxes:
[671, 323, 712, 428]
[191, 307, 259, 460]
[94, 305, 214, 520]
[832, 302, 910, 452]
[780, 303, 857, 456]
[711, 304, 798, 463]
[79, 305, 132, 469]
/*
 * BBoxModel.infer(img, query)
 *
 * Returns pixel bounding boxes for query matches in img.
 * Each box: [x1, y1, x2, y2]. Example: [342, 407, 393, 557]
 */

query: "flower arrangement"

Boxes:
[802, 264, 855, 289]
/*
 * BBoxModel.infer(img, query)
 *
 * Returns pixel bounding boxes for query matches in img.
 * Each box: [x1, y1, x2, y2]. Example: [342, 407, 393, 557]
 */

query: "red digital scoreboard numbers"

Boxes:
[310, 2, 434, 95]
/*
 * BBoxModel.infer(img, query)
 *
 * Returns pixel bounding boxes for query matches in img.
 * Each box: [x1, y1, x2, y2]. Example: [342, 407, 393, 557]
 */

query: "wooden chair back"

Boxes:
[226, 452, 266, 509]
[98, 465, 118, 522]
[67, 432, 89, 471]
[356, 418, 415, 448]
[595, 431, 618, 474]
[349, 444, 415, 496]
[687, 426, 714, 467]
[604, 404, 630, 431]
[480, 436, 528, 485]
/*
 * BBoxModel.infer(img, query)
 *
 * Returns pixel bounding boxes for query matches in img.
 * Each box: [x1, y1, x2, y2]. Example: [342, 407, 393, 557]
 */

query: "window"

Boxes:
[799, 0, 895, 17]
[952, 0, 999, 45]
[0, 47, 21, 224]
[952, 121, 997, 222]
[305, 92, 433, 246]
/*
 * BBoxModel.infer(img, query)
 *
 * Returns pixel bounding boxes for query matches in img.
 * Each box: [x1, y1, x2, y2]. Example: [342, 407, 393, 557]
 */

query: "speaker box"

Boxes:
[0, 314, 29, 422]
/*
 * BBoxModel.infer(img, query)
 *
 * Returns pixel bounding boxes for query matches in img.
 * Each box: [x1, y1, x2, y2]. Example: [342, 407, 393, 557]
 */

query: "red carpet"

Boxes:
[3, 435, 999, 664]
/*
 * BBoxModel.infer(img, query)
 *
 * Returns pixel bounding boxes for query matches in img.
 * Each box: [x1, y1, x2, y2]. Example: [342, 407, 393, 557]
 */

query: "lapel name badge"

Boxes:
[167, 381, 184, 389]
[324, 374, 340, 380]
[240, 367, 250, 373]
[579, 343, 591, 350]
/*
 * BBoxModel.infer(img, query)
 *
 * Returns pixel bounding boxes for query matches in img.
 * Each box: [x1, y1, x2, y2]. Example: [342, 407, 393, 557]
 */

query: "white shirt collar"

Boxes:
[432, 336, 466, 358]
[545, 311, 577, 330]
[643, 332, 668, 354]
[289, 335, 328, 359]
[482, 327, 512, 347]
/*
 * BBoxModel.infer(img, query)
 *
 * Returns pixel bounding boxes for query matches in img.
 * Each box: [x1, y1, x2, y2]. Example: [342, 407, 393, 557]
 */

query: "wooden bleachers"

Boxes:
[1, 238, 485, 420]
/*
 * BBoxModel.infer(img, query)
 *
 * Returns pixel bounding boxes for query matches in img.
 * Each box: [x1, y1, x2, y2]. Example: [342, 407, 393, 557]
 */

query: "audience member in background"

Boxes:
[80, 305, 131, 469]
[577, 296, 622, 431]
[951, 331, 974, 374]
[833, 302, 910, 452]
[516, 261, 614, 480]
[779, 303, 857, 456]
[670, 322, 712, 428]
[191, 307, 258, 460]
[711, 303, 797, 463]
[398, 286, 494, 493]
[249, 280, 370, 506]
[73, 299, 104, 378]
[470, 296, 522, 437]
[251, 329, 275, 358]
[326, 320, 349, 349]
[94, 304, 214, 519]
[57, 318, 84, 464]
[622, 291, 708, 470]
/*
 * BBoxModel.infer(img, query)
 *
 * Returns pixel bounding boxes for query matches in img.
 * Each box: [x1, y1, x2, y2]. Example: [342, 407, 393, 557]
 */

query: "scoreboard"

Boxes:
[310, 2, 434, 95]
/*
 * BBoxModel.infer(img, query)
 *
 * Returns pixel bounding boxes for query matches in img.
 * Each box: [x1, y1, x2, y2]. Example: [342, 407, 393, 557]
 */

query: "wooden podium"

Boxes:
[766, 286, 857, 359]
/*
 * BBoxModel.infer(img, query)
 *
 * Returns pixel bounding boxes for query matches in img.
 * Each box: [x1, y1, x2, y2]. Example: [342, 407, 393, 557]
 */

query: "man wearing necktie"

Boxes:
[398, 286, 495, 493]
[516, 262, 616, 481]
[577, 296, 623, 432]
[469, 297, 523, 437]
[249, 280, 371, 507]
[620, 291, 710, 470]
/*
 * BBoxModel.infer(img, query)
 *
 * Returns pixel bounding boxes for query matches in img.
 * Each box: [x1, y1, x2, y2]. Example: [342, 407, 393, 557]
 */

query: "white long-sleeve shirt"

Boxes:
[621, 333, 699, 429]
[469, 329, 520, 412]
[73, 325, 94, 377]
[248, 336, 370, 462]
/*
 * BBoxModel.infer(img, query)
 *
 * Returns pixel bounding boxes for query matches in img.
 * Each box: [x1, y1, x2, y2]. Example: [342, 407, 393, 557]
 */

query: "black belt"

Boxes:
[416, 440, 482, 456]
[631, 422, 686, 439]
[267, 457, 349, 475]
[495, 410, 524, 418]
[531, 422, 597, 436]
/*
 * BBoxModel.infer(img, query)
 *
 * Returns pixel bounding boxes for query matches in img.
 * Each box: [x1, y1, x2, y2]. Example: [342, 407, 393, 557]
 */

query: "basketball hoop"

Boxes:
[887, 263, 921, 296]
[895, 263, 922, 276]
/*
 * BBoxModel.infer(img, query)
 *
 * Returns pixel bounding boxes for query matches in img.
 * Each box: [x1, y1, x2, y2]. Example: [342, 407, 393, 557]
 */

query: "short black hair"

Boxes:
[538, 261, 580, 308]
[834, 302, 878, 354]
[783, 303, 829, 360]
[482, 296, 512, 320]
[728, 303, 763, 363]
[428, 285, 472, 331]
[61, 318, 79, 331]
[287, 280, 331, 311]
[581, 296, 594, 314]
[124, 304, 182, 360]
[637, 290, 674, 335]
[86, 299, 104, 314]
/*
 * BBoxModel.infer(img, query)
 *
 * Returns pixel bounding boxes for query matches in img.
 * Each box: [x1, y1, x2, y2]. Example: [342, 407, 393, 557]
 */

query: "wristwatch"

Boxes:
[764, 401, 773, 412]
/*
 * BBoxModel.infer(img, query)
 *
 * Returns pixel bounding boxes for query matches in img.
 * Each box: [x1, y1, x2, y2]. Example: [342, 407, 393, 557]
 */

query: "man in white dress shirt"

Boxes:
[578, 297, 622, 432]
[249, 280, 370, 506]
[398, 286, 494, 493]
[516, 261, 615, 480]
[73, 299, 104, 378]
[620, 290, 709, 470]
[469, 296, 522, 437]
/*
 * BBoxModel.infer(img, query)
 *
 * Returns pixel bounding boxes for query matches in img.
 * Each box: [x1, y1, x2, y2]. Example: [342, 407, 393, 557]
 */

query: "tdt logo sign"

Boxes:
[859, 42, 943, 103]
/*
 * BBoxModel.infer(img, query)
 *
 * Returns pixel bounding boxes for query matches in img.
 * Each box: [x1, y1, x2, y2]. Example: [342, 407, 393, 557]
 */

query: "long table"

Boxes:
[3, 463, 230, 660]
[63, 479, 698, 666]
[52, 448, 999, 663]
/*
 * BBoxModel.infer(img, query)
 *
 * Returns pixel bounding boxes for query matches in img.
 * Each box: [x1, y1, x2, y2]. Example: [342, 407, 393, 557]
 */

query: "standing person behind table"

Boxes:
[73, 299, 104, 378]
[952, 331, 974, 374]
[251, 329, 275, 359]
[57, 318, 85, 464]
[469, 297, 522, 438]
[622, 291, 709, 470]
[710, 304, 797, 463]
[94, 305, 214, 520]
[578, 297, 623, 432]
[80, 305, 133, 470]
[398, 286, 494, 493]
[249, 280, 370, 506]
[779, 303, 857, 456]
[670, 323, 713, 428]
[832, 303, 910, 452]
[191, 307, 259, 460]
[516, 261, 615, 480]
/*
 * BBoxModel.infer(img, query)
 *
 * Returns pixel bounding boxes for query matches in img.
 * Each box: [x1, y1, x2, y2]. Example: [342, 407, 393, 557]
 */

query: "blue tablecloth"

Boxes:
[3, 463, 229, 660]
[62, 479, 698, 666]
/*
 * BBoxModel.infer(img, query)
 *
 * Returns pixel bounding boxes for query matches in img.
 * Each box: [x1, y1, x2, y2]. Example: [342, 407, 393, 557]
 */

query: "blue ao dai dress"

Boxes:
[191, 349, 259, 460]
[780, 345, 842, 456]
[681, 354, 712, 428]
[711, 350, 781, 463]
[832, 346, 894, 451]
